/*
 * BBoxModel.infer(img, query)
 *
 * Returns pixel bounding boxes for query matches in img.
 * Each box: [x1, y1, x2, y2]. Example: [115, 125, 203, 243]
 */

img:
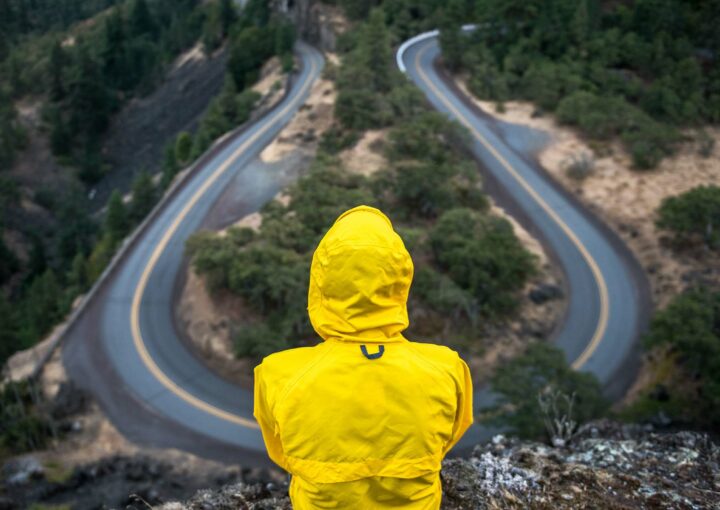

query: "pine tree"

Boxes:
[572, 0, 590, 56]
[361, 9, 393, 93]
[0, 293, 19, 364]
[219, 0, 237, 37]
[48, 40, 68, 101]
[101, 7, 128, 89]
[175, 131, 193, 164]
[68, 251, 88, 293]
[161, 141, 179, 188]
[130, 170, 156, 223]
[106, 189, 129, 244]
[25, 269, 63, 339]
[48, 105, 71, 156]
[128, 0, 156, 38]
[68, 44, 111, 140]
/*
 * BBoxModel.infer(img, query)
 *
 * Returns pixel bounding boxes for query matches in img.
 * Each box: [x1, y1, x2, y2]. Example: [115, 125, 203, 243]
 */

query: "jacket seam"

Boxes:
[275, 342, 336, 418]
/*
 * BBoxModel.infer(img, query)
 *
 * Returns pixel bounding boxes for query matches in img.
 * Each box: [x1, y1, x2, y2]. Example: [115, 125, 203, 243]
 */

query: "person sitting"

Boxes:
[254, 205, 473, 509]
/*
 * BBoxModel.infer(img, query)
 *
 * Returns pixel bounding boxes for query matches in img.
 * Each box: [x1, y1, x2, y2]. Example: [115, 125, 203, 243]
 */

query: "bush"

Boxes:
[656, 185, 720, 249]
[235, 323, 290, 358]
[0, 380, 53, 455]
[697, 130, 715, 158]
[642, 288, 720, 426]
[429, 208, 536, 318]
[565, 152, 595, 180]
[487, 342, 608, 439]
[412, 267, 478, 327]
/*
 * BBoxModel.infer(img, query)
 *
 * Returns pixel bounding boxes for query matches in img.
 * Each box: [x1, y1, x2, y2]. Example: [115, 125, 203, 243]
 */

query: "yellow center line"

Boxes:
[413, 44, 609, 370]
[130, 56, 319, 429]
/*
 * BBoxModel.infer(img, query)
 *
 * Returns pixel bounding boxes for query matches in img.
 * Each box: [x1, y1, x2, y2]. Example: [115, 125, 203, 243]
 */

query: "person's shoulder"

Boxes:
[409, 341, 463, 370]
[256, 345, 322, 378]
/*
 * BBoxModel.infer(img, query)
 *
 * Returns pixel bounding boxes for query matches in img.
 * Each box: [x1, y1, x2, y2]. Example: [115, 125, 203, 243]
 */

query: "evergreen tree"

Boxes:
[0, 293, 19, 365]
[0, 87, 23, 171]
[572, 0, 590, 56]
[68, 44, 111, 141]
[130, 170, 156, 223]
[48, 105, 71, 156]
[106, 189, 129, 244]
[25, 235, 47, 281]
[161, 141, 179, 188]
[175, 131, 193, 164]
[228, 26, 274, 89]
[219, 0, 237, 37]
[48, 40, 68, 101]
[85, 232, 115, 284]
[68, 251, 88, 293]
[101, 7, 128, 90]
[202, 4, 224, 53]
[24, 269, 63, 340]
[362, 9, 393, 93]
[0, 238, 18, 285]
[128, 0, 156, 38]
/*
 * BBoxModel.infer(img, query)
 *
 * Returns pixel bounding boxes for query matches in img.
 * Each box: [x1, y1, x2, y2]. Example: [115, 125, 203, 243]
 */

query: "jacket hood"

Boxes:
[307, 206, 414, 343]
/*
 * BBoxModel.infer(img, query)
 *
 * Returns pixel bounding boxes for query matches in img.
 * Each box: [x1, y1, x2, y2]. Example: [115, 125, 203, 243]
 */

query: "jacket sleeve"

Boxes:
[254, 364, 289, 471]
[443, 356, 474, 455]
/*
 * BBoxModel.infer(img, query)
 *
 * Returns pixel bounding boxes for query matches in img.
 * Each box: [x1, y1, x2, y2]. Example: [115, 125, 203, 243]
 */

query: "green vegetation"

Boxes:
[487, 342, 607, 439]
[627, 288, 720, 429]
[657, 185, 720, 249]
[429, 208, 536, 318]
[2, 0, 210, 182]
[0, 0, 290, 367]
[324, 8, 425, 150]
[0, 380, 53, 455]
[439, 0, 720, 169]
[187, 9, 537, 359]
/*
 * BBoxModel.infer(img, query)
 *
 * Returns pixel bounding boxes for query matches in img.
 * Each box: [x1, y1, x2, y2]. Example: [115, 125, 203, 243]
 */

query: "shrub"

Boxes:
[429, 208, 537, 318]
[565, 152, 595, 180]
[235, 323, 290, 358]
[643, 288, 720, 426]
[697, 130, 715, 158]
[656, 185, 720, 249]
[487, 342, 608, 439]
[0, 380, 53, 454]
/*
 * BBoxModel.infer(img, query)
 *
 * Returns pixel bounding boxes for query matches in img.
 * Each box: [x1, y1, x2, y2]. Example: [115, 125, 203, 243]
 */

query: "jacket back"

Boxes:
[253, 206, 473, 508]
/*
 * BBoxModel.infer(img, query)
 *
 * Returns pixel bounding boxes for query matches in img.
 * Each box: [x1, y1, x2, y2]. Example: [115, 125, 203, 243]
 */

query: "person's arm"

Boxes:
[443, 356, 474, 455]
[254, 364, 289, 470]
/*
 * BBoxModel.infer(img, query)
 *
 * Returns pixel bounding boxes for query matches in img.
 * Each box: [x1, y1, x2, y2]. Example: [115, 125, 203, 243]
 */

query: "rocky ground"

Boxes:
[3, 379, 718, 510]
[154, 421, 719, 510]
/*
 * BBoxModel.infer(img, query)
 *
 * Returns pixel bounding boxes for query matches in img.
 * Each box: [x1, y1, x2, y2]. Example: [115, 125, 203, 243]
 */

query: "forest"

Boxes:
[0, 0, 294, 368]
[438, 0, 719, 169]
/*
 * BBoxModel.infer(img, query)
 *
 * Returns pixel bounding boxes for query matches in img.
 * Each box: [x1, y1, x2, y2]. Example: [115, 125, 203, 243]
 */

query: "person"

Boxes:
[254, 205, 473, 509]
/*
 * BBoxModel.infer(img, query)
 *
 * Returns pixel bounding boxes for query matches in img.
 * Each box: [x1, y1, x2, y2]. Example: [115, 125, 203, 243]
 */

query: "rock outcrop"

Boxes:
[158, 421, 719, 509]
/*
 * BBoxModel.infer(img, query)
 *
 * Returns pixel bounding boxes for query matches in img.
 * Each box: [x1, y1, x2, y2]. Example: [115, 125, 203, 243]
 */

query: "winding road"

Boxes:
[61, 33, 648, 464]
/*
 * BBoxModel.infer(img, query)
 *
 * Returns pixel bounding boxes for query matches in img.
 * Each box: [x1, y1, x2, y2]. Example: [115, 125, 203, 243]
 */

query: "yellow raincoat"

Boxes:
[254, 205, 473, 509]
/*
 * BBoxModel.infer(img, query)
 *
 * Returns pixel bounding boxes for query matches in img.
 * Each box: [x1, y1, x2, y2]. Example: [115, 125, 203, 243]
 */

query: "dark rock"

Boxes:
[50, 382, 90, 420]
[649, 384, 670, 402]
[529, 283, 563, 304]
